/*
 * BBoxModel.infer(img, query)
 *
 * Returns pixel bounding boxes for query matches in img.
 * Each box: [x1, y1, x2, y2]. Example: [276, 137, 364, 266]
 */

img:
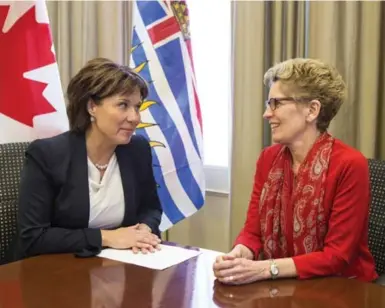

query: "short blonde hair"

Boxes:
[263, 58, 346, 132]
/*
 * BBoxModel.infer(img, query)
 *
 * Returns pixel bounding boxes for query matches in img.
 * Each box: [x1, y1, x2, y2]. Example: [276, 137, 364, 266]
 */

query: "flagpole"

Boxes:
[162, 230, 169, 242]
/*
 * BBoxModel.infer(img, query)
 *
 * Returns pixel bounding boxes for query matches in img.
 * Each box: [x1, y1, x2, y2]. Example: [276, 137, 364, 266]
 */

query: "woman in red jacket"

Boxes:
[213, 58, 378, 284]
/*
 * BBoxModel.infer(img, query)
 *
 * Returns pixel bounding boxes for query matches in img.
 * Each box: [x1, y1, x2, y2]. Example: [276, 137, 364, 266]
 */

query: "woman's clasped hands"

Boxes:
[213, 244, 270, 285]
[101, 223, 161, 254]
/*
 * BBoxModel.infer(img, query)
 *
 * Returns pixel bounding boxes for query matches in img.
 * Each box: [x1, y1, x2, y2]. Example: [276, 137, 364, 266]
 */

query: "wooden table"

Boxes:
[0, 247, 384, 308]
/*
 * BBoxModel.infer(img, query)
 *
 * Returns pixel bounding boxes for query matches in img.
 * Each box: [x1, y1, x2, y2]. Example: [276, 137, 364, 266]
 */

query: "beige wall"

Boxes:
[166, 192, 231, 253]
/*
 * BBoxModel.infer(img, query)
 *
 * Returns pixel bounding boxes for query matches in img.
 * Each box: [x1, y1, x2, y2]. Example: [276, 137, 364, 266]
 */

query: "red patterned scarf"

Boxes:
[259, 133, 334, 259]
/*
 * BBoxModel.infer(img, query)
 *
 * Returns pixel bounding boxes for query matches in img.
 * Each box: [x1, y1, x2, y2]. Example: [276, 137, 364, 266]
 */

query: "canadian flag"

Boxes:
[0, 0, 68, 144]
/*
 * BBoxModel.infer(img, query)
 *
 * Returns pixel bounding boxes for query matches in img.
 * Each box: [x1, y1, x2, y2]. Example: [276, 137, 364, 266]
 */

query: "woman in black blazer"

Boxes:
[12, 58, 162, 260]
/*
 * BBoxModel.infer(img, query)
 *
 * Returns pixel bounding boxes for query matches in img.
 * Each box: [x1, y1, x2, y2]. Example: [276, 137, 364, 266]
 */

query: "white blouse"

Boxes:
[87, 154, 124, 229]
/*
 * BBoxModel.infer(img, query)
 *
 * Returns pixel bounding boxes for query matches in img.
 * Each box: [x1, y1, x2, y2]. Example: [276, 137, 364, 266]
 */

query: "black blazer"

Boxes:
[9, 131, 162, 261]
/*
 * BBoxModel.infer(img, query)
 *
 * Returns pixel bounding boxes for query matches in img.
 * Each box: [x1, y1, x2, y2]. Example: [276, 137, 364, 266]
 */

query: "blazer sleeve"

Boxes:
[17, 141, 101, 258]
[292, 154, 371, 279]
[136, 137, 162, 236]
[233, 149, 269, 258]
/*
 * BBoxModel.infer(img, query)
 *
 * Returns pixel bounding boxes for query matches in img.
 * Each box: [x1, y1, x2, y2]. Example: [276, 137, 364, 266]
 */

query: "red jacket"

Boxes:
[235, 140, 378, 281]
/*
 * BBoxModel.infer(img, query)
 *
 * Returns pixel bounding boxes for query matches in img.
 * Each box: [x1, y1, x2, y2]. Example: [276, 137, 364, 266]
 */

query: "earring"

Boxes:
[90, 116, 95, 122]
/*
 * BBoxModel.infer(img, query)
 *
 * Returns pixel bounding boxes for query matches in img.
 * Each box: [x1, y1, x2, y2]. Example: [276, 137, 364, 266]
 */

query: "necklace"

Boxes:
[94, 163, 108, 170]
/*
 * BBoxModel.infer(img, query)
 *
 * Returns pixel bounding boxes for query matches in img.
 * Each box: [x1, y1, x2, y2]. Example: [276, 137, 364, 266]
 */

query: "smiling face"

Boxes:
[88, 89, 142, 145]
[263, 81, 318, 145]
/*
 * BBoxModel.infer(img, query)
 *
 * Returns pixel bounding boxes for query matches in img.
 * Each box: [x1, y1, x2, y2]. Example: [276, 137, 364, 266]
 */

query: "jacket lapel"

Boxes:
[68, 132, 90, 227]
[115, 145, 137, 226]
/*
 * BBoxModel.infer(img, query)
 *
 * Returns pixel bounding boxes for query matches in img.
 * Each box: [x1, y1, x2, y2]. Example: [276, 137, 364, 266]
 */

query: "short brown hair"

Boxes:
[263, 58, 346, 132]
[66, 57, 148, 132]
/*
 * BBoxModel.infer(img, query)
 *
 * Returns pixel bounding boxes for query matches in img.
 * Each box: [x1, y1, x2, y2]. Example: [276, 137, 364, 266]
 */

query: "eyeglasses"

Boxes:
[264, 97, 313, 111]
[264, 97, 296, 111]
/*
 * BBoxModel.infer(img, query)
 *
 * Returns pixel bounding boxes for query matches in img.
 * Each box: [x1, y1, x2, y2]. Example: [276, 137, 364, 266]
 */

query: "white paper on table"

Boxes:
[97, 244, 202, 270]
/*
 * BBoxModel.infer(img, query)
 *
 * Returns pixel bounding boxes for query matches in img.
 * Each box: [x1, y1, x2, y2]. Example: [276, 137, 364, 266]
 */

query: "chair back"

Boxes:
[368, 159, 385, 275]
[0, 142, 29, 262]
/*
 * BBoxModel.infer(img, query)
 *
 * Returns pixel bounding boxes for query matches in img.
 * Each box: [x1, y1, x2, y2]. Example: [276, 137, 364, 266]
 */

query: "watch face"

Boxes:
[271, 265, 279, 275]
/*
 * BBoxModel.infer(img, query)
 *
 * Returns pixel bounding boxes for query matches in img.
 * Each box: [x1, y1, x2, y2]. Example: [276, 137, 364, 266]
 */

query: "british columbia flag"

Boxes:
[131, 0, 205, 231]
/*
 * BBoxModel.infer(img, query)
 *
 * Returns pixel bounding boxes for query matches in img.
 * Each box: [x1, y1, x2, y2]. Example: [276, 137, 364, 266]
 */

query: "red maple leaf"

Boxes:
[0, 5, 56, 127]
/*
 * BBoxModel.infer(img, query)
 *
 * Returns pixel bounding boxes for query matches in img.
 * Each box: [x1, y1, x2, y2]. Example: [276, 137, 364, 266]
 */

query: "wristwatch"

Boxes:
[269, 259, 279, 279]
